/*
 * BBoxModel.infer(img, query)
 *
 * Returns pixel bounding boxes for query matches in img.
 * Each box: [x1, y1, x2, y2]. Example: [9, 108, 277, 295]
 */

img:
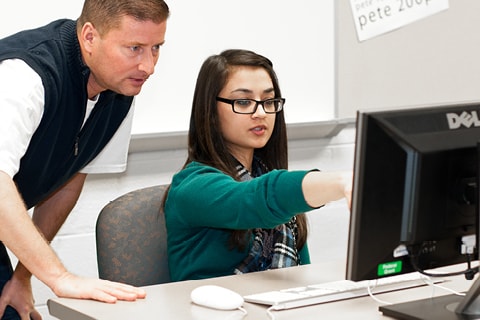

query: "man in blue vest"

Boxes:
[0, 0, 169, 318]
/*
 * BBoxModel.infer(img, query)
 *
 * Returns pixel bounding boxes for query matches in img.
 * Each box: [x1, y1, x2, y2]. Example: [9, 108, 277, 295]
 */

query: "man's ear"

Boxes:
[79, 22, 97, 54]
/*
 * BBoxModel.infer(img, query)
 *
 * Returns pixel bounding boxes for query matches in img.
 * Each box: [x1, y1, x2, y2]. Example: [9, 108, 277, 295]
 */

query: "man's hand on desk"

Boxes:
[51, 273, 147, 303]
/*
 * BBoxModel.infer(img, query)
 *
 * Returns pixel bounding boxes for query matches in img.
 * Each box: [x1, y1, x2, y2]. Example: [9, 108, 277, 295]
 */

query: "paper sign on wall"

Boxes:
[349, 0, 449, 42]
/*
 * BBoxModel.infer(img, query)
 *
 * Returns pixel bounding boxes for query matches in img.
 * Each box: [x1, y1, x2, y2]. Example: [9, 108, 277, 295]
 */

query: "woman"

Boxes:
[163, 49, 351, 281]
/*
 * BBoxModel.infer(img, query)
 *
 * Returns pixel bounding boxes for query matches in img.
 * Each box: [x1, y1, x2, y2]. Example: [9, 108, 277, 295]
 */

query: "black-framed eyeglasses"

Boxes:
[216, 97, 285, 114]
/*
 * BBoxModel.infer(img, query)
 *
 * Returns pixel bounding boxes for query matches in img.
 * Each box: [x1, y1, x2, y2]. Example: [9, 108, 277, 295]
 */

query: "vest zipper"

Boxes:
[74, 137, 79, 156]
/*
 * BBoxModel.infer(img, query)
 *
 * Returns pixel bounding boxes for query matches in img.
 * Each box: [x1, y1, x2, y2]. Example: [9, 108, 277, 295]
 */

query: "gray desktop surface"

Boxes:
[48, 261, 472, 320]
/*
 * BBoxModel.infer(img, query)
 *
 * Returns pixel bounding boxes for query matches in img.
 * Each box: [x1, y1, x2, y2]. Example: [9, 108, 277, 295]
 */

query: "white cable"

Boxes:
[366, 274, 467, 306]
[366, 281, 394, 305]
[238, 306, 248, 315]
[419, 275, 467, 297]
[266, 306, 276, 320]
[429, 281, 466, 297]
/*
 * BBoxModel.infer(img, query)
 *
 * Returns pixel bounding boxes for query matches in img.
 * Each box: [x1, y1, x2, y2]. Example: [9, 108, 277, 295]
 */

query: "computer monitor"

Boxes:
[346, 102, 480, 319]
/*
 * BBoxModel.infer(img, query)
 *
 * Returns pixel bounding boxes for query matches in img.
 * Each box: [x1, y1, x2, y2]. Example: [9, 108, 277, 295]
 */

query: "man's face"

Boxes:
[81, 15, 167, 98]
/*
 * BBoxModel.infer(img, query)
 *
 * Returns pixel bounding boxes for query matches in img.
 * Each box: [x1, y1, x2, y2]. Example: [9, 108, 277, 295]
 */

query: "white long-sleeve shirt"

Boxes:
[0, 59, 134, 178]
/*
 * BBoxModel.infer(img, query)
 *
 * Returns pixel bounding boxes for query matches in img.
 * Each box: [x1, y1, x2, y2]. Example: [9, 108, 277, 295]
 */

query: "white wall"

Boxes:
[133, 0, 335, 133]
[336, 0, 480, 118]
[29, 125, 355, 319]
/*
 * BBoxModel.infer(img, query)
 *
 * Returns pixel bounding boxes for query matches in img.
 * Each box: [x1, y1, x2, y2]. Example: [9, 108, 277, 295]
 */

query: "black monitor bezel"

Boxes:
[346, 103, 480, 282]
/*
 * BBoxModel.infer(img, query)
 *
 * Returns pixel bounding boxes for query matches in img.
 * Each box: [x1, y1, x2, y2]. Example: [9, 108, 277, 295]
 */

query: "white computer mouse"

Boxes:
[190, 285, 244, 310]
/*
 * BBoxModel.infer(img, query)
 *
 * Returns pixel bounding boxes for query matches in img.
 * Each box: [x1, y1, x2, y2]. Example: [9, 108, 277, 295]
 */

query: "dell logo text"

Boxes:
[446, 111, 480, 129]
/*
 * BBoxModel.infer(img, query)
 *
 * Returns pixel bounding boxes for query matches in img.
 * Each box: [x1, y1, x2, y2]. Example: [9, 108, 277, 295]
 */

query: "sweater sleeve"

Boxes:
[299, 242, 311, 264]
[166, 162, 314, 230]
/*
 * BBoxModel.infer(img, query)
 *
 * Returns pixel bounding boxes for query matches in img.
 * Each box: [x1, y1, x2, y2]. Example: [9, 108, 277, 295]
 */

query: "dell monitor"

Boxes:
[346, 102, 480, 319]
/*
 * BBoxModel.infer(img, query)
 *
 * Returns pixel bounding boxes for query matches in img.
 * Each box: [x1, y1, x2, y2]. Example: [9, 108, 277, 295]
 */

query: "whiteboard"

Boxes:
[1, 1, 335, 134]
[336, 0, 480, 118]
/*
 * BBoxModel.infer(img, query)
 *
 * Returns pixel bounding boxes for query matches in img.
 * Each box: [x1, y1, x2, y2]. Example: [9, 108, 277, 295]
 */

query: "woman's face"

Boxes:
[216, 66, 276, 166]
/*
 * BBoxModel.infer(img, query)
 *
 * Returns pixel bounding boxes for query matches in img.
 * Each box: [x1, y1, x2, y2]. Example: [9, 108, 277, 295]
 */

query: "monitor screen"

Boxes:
[346, 102, 480, 318]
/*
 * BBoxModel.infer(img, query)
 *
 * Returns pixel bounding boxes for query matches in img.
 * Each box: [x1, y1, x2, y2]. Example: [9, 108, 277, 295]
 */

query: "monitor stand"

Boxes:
[379, 293, 476, 320]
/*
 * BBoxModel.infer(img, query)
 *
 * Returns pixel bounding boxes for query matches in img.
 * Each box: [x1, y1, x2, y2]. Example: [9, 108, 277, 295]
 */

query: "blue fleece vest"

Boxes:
[0, 19, 133, 208]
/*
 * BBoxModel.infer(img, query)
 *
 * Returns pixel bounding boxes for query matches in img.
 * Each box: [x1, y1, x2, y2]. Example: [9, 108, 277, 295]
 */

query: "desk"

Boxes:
[48, 261, 472, 320]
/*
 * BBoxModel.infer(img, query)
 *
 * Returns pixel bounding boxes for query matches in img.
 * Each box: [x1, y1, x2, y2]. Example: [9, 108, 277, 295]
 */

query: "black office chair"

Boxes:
[95, 184, 171, 286]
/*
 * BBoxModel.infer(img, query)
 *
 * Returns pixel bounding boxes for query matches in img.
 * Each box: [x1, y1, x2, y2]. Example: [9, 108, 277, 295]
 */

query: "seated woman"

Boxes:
[163, 49, 352, 281]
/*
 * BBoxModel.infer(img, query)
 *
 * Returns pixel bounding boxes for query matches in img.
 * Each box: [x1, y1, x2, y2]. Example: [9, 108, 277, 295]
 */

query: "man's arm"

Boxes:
[0, 173, 87, 319]
[0, 170, 68, 289]
[10, 173, 87, 285]
[0, 170, 145, 300]
[32, 172, 87, 243]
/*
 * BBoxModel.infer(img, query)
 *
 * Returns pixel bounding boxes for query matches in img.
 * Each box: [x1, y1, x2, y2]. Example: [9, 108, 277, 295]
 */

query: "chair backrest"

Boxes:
[96, 184, 170, 286]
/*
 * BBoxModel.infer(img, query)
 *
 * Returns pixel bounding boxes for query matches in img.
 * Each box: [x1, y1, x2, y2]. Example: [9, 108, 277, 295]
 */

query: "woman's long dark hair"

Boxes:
[164, 49, 307, 250]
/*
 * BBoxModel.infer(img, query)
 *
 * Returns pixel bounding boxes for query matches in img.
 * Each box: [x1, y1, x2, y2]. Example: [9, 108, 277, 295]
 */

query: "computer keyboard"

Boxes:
[243, 273, 444, 310]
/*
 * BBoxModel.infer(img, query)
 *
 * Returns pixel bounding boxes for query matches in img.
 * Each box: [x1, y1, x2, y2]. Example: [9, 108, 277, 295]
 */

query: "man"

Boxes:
[0, 0, 169, 318]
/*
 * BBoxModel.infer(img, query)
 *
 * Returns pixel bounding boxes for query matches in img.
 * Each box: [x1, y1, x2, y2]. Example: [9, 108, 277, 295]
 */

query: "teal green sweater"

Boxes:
[165, 161, 315, 281]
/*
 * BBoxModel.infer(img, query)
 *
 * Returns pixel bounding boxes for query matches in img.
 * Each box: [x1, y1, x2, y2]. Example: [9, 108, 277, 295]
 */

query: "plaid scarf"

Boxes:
[233, 157, 300, 275]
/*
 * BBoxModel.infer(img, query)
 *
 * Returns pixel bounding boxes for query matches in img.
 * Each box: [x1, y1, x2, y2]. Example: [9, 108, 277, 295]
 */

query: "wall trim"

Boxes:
[128, 118, 356, 154]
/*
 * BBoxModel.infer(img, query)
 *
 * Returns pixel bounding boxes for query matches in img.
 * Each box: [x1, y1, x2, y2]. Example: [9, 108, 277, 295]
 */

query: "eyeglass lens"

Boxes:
[233, 99, 283, 114]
